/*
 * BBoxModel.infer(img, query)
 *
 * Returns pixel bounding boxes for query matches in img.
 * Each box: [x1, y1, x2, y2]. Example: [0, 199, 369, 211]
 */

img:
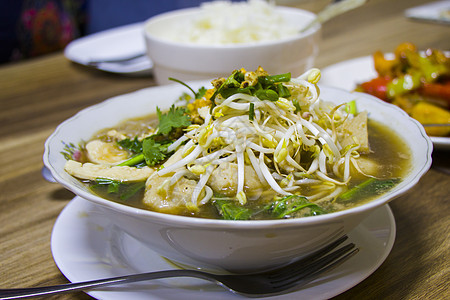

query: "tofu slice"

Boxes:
[338, 111, 370, 153]
[64, 160, 154, 182]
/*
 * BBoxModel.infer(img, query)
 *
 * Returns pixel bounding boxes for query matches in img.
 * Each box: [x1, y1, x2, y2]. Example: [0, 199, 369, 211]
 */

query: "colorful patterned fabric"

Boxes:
[1, 0, 244, 64]
[2, 0, 87, 63]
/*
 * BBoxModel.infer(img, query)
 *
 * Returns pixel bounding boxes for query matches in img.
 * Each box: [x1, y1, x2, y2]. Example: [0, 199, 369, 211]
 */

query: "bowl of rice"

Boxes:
[143, 0, 321, 84]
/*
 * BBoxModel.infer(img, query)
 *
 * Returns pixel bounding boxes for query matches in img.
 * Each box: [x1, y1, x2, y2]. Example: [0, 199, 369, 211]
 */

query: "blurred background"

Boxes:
[0, 0, 332, 64]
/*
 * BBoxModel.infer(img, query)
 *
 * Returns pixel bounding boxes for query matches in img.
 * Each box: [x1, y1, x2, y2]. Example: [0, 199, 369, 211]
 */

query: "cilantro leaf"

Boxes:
[118, 137, 172, 167]
[142, 137, 169, 166]
[157, 105, 191, 135]
[196, 86, 207, 99]
[118, 105, 190, 167]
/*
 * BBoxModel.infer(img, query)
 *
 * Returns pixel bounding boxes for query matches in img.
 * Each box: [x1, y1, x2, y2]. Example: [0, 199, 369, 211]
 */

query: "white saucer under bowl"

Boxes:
[51, 197, 396, 300]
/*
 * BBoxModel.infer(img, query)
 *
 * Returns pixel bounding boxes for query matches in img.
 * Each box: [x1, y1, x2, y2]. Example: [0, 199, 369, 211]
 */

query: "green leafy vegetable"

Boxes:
[214, 199, 253, 220]
[118, 137, 142, 153]
[142, 138, 170, 166]
[94, 178, 121, 194]
[92, 178, 145, 200]
[265, 195, 326, 219]
[116, 105, 188, 167]
[337, 178, 400, 203]
[157, 105, 191, 135]
[117, 137, 172, 167]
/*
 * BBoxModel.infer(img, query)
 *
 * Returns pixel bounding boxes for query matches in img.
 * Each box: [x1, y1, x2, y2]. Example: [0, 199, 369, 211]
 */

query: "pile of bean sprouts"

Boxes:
[157, 69, 361, 208]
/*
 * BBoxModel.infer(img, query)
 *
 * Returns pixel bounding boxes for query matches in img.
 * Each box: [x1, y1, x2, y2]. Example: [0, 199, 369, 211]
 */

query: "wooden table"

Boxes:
[1, 0, 449, 299]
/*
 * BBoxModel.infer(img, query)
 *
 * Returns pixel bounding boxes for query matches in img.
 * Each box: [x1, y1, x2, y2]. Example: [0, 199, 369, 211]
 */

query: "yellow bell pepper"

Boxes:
[410, 102, 450, 136]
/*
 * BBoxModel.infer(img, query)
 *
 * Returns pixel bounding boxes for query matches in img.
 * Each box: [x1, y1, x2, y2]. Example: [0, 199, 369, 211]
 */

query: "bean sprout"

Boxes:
[158, 68, 367, 206]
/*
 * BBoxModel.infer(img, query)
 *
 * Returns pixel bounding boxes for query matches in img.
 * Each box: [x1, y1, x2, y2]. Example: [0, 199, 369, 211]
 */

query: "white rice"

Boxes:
[166, 0, 299, 45]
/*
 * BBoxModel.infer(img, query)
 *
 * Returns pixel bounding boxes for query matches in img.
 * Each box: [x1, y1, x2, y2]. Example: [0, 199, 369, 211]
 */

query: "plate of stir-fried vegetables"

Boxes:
[321, 42, 450, 149]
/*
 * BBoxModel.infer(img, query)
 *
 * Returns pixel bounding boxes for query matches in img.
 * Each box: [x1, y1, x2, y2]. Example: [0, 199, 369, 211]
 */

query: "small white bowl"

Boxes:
[44, 83, 432, 273]
[143, 7, 321, 84]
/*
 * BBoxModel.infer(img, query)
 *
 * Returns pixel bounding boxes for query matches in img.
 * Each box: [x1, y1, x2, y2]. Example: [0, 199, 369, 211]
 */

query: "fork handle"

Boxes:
[87, 53, 146, 66]
[0, 269, 204, 299]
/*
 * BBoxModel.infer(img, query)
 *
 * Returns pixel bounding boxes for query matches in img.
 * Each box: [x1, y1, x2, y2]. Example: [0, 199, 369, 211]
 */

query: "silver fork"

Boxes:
[86, 53, 147, 67]
[0, 235, 358, 299]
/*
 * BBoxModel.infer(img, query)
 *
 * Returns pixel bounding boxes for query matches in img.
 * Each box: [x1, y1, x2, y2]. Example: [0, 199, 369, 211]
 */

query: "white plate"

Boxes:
[321, 56, 450, 150]
[404, 0, 450, 25]
[64, 22, 153, 75]
[51, 196, 396, 300]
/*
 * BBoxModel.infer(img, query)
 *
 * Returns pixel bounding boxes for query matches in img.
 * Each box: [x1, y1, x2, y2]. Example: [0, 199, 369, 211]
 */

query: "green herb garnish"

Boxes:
[212, 70, 292, 103]
[157, 105, 191, 135]
[92, 178, 145, 200]
[265, 195, 326, 218]
[337, 178, 400, 203]
[214, 199, 253, 220]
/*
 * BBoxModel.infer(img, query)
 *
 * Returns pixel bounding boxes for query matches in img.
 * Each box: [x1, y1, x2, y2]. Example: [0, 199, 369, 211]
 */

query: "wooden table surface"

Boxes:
[1, 0, 449, 299]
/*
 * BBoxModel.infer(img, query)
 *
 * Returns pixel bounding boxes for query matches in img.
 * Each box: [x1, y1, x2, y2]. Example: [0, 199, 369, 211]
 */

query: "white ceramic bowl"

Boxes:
[44, 83, 432, 273]
[143, 6, 321, 84]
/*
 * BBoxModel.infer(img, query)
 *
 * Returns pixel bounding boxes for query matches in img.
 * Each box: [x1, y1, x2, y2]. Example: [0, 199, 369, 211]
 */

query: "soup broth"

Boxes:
[84, 114, 410, 219]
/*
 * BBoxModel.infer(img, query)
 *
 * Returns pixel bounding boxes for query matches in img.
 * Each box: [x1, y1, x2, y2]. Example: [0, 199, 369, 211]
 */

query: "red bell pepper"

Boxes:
[359, 77, 390, 101]
[418, 79, 450, 105]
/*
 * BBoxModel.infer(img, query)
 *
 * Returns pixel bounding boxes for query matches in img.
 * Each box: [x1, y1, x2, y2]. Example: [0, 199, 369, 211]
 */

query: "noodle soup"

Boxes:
[63, 67, 411, 220]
